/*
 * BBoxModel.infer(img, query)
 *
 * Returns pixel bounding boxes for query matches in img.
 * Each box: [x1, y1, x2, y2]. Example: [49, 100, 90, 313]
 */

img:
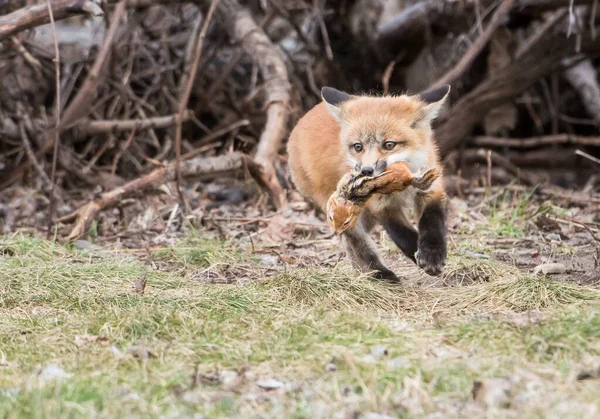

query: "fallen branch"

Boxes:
[444, 148, 543, 186]
[473, 134, 600, 148]
[60, 1, 127, 131]
[45, 0, 62, 238]
[506, 148, 577, 167]
[576, 149, 600, 165]
[435, 25, 600, 154]
[20, 120, 52, 188]
[76, 112, 193, 136]
[0, 0, 103, 41]
[0, 1, 129, 190]
[376, 0, 595, 62]
[213, 0, 292, 208]
[428, 0, 514, 90]
[175, 0, 220, 205]
[515, 9, 568, 59]
[562, 58, 600, 125]
[64, 152, 267, 241]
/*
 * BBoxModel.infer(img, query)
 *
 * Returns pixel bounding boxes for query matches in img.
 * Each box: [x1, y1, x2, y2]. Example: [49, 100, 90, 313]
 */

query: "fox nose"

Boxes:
[361, 166, 374, 176]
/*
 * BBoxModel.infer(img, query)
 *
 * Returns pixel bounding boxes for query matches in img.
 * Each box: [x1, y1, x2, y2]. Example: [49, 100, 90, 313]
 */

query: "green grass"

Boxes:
[483, 188, 538, 237]
[1, 235, 600, 418]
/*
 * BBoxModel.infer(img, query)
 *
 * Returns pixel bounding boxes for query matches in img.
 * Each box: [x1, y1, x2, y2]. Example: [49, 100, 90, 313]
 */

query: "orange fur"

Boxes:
[287, 93, 446, 214]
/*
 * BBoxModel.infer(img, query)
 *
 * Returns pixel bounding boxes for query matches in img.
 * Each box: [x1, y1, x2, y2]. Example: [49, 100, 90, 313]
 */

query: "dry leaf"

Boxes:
[264, 214, 294, 243]
[256, 378, 284, 390]
[74, 334, 109, 346]
[533, 263, 566, 275]
[133, 277, 147, 294]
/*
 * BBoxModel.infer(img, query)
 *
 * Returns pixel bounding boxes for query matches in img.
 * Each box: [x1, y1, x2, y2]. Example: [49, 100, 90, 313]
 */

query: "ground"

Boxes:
[1, 184, 600, 418]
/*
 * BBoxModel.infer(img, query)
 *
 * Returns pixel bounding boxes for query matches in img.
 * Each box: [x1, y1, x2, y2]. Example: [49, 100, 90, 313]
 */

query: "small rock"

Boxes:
[359, 354, 377, 364]
[109, 346, 123, 358]
[358, 413, 395, 419]
[326, 363, 337, 372]
[258, 255, 279, 265]
[386, 357, 410, 370]
[72, 240, 99, 250]
[545, 233, 561, 241]
[115, 385, 131, 397]
[533, 263, 566, 275]
[132, 277, 147, 295]
[369, 345, 388, 358]
[256, 378, 284, 390]
[472, 377, 512, 409]
[182, 389, 206, 404]
[220, 369, 244, 391]
[38, 364, 72, 382]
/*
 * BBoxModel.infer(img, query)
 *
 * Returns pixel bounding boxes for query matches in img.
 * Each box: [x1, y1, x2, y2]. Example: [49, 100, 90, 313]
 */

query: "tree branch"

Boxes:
[435, 26, 600, 154]
[0, 0, 103, 41]
[212, 0, 292, 208]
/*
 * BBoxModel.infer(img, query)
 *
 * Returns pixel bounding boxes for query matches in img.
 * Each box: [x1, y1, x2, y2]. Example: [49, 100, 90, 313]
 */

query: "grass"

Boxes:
[1, 234, 600, 418]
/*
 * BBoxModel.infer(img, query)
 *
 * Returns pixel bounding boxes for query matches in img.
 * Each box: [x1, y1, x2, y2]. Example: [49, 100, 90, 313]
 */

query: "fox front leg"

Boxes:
[415, 191, 448, 276]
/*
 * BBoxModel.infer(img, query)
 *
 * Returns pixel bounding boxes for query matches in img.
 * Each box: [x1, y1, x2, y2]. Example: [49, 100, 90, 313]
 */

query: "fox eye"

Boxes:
[383, 141, 397, 150]
[353, 143, 363, 153]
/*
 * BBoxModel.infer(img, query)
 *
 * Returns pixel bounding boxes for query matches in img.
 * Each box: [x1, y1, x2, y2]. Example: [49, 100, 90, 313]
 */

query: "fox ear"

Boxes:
[321, 86, 351, 121]
[413, 84, 451, 128]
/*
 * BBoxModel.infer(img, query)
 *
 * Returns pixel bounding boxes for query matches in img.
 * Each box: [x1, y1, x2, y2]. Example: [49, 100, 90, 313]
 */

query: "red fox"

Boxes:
[286, 85, 450, 282]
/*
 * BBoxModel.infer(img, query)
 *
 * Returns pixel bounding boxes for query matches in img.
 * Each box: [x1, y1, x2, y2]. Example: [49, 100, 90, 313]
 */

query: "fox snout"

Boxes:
[354, 160, 387, 176]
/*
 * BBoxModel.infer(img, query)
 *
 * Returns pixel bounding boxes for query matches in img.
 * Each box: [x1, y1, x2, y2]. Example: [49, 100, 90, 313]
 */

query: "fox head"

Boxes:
[321, 85, 450, 176]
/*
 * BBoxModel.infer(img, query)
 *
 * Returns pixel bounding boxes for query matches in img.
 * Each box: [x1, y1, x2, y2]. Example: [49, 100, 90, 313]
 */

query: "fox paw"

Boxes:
[371, 269, 402, 283]
[415, 245, 446, 277]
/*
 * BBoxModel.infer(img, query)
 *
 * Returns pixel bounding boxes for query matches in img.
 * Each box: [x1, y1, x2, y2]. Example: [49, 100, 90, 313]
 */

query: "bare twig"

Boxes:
[313, 0, 333, 60]
[111, 129, 137, 175]
[182, 119, 250, 160]
[76, 112, 193, 136]
[576, 149, 600, 165]
[382, 60, 397, 96]
[60, 1, 127, 131]
[473, 134, 600, 148]
[20, 121, 52, 188]
[435, 24, 600, 154]
[591, 0, 599, 39]
[0, 0, 103, 41]
[428, 0, 514, 90]
[549, 216, 600, 241]
[515, 9, 568, 59]
[45, 0, 61, 239]
[567, 0, 576, 36]
[214, 0, 292, 208]
[64, 152, 266, 241]
[175, 0, 220, 206]
[562, 58, 600, 125]
[10, 36, 42, 77]
[445, 148, 543, 186]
